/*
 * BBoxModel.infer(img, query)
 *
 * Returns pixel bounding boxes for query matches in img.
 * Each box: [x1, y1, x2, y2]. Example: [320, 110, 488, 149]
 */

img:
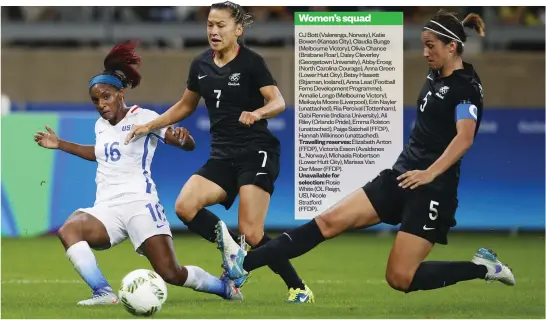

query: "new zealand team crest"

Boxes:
[229, 73, 241, 86]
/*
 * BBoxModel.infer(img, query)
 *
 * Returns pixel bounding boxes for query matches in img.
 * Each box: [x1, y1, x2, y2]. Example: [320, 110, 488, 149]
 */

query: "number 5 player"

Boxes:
[217, 9, 516, 295]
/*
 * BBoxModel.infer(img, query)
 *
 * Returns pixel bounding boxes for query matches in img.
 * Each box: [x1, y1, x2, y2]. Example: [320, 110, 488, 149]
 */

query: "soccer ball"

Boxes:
[118, 269, 167, 316]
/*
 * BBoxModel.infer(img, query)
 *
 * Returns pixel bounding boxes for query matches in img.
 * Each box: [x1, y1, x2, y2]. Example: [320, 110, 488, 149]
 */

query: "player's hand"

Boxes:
[125, 124, 151, 144]
[397, 170, 436, 189]
[239, 111, 262, 126]
[172, 127, 191, 146]
[34, 125, 59, 149]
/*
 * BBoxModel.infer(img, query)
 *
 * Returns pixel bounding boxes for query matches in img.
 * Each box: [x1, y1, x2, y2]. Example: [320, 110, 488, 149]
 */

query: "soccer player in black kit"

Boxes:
[125, 1, 314, 303]
[216, 9, 516, 295]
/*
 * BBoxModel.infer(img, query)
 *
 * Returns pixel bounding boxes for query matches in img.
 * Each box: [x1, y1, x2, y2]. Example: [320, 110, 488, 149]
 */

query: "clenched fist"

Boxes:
[172, 127, 191, 146]
[239, 111, 262, 126]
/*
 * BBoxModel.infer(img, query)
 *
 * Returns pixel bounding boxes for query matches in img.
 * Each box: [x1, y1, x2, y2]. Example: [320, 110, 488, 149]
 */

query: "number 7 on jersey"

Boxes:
[214, 90, 221, 108]
[259, 150, 267, 167]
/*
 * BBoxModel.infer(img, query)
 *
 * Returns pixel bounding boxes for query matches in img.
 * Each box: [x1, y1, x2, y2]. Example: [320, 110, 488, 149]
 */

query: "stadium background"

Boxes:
[1, 6, 544, 238]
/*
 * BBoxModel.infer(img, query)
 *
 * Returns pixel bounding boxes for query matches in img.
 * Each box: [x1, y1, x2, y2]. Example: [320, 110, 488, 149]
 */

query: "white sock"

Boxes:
[66, 241, 111, 292]
[183, 265, 225, 296]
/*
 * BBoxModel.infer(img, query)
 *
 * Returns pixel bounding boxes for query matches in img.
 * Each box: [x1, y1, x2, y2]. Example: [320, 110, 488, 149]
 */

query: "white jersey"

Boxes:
[93, 105, 167, 205]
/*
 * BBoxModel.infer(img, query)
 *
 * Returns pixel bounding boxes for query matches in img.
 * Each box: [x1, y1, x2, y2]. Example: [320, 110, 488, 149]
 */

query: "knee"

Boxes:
[385, 268, 413, 292]
[315, 215, 338, 239]
[238, 223, 264, 247]
[57, 219, 81, 243]
[175, 198, 201, 223]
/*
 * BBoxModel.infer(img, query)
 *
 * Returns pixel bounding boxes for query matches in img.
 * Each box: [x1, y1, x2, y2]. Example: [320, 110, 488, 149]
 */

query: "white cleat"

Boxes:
[215, 221, 248, 280]
[472, 248, 515, 286]
[77, 288, 119, 306]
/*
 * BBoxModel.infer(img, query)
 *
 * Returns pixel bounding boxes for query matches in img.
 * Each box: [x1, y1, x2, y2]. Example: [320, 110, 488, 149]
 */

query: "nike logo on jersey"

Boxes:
[156, 224, 165, 228]
[423, 225, 435, 231]
[256, 172, 267, 176]
[198, 75, 207, 79]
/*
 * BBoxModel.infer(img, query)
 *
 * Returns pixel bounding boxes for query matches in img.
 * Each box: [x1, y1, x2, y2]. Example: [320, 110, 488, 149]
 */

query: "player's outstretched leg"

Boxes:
[216, 188, 381, 281]
[139, 233, 243, 301]
[238, 185, 314, 303]
[57, 211, 119, 306]
[250, 233, 314, 303]
[385, 232, 515, 293]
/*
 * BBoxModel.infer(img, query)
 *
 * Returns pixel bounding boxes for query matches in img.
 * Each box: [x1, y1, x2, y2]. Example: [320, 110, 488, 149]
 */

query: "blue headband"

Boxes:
[89, 74, 124, 89]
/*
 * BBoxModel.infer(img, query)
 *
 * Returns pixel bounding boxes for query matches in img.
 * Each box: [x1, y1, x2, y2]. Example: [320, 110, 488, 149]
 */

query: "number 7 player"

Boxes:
[125, 1, 314, 303]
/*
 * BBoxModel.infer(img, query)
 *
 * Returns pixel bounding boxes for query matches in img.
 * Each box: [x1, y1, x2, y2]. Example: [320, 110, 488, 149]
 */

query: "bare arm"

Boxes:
[58, 140, 96, 161]
[125, 89, 201, 144]
[427, 119, 476, 178]
[164, 127, 196, 151]
[254, 85, 286, 119]
[397, 119, 477, 189]
[34, 125, 96, 161]
[147, 89, 201, 131]
[239, 85, 286, 126]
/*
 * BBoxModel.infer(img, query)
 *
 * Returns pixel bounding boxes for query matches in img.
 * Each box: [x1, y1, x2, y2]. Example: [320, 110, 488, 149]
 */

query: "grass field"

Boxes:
[1, 232, 544, 318]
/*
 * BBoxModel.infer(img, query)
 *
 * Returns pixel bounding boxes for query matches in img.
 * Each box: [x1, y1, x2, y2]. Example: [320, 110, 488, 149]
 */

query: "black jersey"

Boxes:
[393, 62, 483, 194]
[186, 45, 281, 160]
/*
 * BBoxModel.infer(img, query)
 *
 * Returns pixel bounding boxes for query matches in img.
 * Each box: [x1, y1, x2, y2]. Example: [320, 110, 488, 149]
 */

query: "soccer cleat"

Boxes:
[237, 234, 252, 253]
[221, 277, 244, 301]
[221, 270, 252, 289]
[77, 287, 119, 306]
[215, 221, 248, 280]
[287, 284, 315, 304]
[471, 248, 516, 286]
[233, 273, 251, 288]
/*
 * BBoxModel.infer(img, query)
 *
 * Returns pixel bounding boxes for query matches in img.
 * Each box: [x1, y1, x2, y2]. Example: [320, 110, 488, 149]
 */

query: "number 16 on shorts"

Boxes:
[145, 202, 167, 228]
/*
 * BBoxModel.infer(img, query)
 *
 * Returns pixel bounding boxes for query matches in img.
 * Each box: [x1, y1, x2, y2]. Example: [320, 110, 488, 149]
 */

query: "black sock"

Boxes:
[407, 261, 488, 292]
[243, 219, 326, 272]
[183, 208, 239, 243]
[253, 233, 305, 290]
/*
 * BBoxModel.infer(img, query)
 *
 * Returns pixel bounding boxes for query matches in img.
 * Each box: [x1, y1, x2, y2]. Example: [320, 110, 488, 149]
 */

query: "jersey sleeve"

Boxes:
[451, 83, 482, 122]
[250, 55, 277, 89]
[186, 58, 200, 93]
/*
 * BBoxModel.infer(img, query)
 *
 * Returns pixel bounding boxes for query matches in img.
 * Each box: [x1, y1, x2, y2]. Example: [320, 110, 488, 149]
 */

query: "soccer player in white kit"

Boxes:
[34, 40, 243, 306]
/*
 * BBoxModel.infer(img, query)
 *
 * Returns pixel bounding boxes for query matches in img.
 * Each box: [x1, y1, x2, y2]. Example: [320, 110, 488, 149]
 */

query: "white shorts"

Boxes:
[78, 194, 172, 254]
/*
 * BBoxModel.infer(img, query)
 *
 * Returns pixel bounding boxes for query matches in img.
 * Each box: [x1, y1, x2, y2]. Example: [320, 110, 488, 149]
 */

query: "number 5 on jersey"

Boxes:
[214, 90, 221, 108]
[428, 200, 439, 220]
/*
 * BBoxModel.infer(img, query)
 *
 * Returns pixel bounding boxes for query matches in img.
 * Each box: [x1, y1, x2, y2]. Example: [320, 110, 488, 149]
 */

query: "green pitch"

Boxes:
[1, 233, 544, 318]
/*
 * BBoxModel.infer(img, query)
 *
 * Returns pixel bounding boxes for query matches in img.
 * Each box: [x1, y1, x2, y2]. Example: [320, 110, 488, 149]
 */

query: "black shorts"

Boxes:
[362, 169, 458, 245]
[195, 150, 280, 210]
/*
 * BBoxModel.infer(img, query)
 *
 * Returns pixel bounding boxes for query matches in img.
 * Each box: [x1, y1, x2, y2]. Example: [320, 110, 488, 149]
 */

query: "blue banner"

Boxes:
[7, 104, 546, 232]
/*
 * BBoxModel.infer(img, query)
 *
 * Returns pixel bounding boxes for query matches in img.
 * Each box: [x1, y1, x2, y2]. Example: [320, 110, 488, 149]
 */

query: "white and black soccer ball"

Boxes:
[118, 269, 167, 316]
